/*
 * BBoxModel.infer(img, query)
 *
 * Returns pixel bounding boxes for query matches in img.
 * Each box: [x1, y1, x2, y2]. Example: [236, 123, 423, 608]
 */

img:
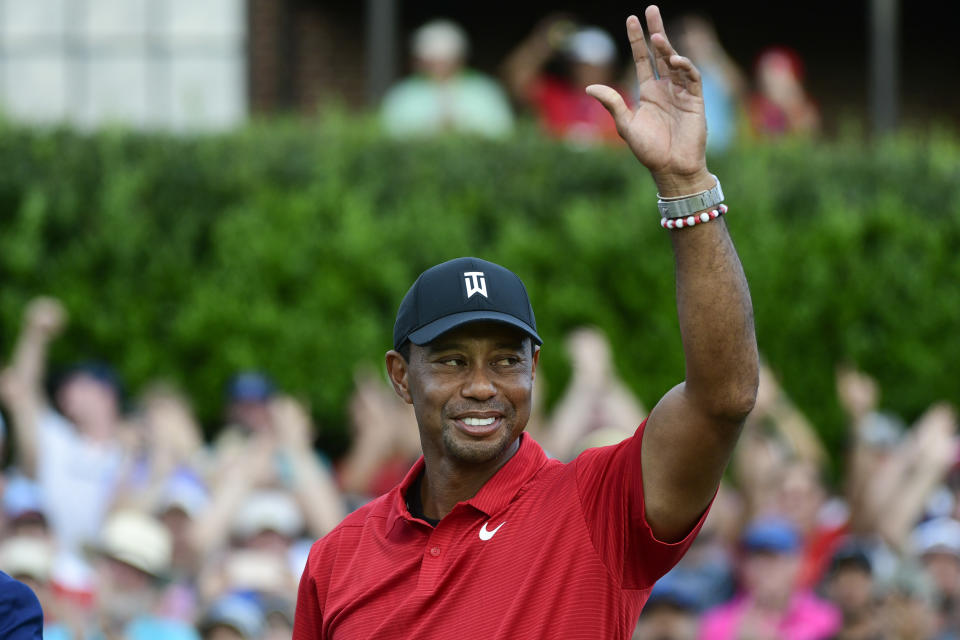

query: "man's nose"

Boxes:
[461, 364, 497, 401]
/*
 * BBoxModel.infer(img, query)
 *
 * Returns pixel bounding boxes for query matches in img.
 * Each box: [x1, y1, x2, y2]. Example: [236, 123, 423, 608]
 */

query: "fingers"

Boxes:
[645, 6, 677, 81]
[666, 54, 702, 97]
[585, 84, 631, 129]
[625, 15, 655, 85]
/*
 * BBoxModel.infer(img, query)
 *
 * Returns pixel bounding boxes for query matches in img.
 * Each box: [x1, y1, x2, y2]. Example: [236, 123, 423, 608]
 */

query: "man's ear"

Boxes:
[385, 350, 414, 404]
[531, 344, 541, 381]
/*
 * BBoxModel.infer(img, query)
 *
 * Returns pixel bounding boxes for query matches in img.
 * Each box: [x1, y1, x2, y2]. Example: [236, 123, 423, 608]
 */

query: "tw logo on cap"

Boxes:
[463, 271, 487, 299]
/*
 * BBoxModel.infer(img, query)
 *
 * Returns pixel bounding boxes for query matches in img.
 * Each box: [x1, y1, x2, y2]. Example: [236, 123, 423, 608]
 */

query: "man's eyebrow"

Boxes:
[495, 341, 527, 351]
[424, 342, 463, 354]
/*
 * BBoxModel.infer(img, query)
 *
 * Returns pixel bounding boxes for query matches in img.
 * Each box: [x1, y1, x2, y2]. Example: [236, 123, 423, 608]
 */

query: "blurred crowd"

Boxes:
[380, 14, 820, 147]
[1, 294, 958, 640]
[635, 364, 960, 640]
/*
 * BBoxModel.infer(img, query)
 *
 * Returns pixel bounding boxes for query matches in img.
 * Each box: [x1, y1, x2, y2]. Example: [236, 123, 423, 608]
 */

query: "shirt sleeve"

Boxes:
[293, 535, 337, 640]
[0, 573, 44, 639]
[573, 419, 713, 590]
[293, 571, 322, 639]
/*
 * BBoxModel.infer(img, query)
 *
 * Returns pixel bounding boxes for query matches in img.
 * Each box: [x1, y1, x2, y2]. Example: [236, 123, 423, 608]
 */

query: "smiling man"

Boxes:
[294, 6, 758, 639]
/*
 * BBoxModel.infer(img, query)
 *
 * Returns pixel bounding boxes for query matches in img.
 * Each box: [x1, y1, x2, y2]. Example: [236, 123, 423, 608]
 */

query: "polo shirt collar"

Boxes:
[387, 433, 548, 532]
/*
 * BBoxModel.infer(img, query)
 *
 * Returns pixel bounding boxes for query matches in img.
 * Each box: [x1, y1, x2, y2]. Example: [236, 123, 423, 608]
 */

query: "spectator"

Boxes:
[87, 509, 198, 640]
[824, 541, 882, 640]
[634, 571, 703, 640]
[2, 475, 50, 540]
[197, 593, 265, 640]
[699, 517, 840, 640]
[504, 17, 627, 144]
[339, 368, 421, 502]
[114, 384, 209, 517]
[538, 327, 646, 461]
[669, 14, 746, 152]
[749, 47, 820, 138]
[911, 517, 960, 636]
[0, 297, 126, 552]
[380, 19, 514, 138]
[882, 561, 943, 640]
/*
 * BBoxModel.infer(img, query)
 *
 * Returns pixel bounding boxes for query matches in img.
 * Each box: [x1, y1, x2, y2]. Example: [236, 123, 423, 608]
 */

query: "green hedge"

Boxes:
[1, 116, 958, 458]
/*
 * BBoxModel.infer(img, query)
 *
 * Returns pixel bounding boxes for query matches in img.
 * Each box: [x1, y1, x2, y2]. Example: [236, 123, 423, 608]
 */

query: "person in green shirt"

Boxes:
[381, 19, 514, 138]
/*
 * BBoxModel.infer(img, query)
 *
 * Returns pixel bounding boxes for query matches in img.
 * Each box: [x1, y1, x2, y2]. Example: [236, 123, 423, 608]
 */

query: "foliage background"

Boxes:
[1, 117, 957, 460]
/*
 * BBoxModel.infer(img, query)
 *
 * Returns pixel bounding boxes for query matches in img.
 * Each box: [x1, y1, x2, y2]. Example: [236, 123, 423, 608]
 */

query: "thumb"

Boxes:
[585, 84, 630, 128]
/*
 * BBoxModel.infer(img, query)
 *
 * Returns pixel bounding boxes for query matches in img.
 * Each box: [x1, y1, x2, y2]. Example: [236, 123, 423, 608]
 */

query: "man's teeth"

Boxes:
[463, 417, 496, 427]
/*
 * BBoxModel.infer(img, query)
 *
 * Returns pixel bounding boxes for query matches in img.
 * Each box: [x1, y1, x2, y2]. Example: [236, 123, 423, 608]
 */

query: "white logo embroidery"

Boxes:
[463, 271, 488, 299]
[479, 521, 505, 541]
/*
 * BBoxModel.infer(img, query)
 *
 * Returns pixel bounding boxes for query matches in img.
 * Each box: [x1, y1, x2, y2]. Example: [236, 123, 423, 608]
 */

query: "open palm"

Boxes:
[586, 6, 708, 184]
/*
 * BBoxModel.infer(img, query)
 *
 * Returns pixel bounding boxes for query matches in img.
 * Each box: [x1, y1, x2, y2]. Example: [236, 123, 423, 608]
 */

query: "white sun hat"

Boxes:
[89, 509, 172, 578]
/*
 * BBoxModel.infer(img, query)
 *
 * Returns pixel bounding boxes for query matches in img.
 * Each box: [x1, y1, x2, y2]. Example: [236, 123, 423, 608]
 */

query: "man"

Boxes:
[87, 509, 199, 640]
[825, 541, 882, 640]
[295, 6, 758, 638]
[0, 570, 44, 639]
[0, 297, 125, 552]
[381, 19, 514, 138]
[504, 19, 626, 144]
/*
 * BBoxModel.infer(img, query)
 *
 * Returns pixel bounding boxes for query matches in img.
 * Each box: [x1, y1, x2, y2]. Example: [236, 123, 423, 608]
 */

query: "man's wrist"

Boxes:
[652, 168, 714, 199]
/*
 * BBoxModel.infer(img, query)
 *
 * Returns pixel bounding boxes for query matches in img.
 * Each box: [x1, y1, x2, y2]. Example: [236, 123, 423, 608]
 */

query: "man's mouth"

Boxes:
[452, 413, 503, 436]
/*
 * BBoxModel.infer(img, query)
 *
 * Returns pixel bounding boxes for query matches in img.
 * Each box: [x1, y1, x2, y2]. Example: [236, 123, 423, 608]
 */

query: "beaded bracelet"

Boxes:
[660, 204, 728, 230]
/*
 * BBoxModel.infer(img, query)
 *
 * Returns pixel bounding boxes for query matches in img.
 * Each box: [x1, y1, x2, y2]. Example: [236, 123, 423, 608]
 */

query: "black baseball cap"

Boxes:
[393, 257, 542, 351]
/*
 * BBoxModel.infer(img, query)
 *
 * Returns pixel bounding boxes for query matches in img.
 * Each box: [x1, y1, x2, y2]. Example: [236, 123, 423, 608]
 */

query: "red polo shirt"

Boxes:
[294, 421, 709, 639]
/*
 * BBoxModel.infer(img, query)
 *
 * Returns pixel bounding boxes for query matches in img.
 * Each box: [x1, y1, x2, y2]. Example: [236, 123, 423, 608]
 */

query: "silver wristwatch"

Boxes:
[657, 176, 724, 219]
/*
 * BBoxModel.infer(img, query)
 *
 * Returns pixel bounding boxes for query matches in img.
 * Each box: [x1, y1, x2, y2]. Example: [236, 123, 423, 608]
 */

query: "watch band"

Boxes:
[657, 176, 724, 219]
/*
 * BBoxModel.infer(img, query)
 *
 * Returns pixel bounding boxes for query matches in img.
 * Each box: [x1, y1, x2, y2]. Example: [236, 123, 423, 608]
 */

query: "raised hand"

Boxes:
[25, 296, 67, 338]
[270, 395, 315, 452]
[585, 6, 711, 195]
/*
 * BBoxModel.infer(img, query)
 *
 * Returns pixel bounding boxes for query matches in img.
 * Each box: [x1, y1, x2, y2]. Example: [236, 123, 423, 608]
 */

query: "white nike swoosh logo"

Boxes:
[479, 521, 506, 541]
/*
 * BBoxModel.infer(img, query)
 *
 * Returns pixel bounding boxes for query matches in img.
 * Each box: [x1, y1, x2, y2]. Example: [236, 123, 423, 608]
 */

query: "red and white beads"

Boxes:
[661, 203, 728, 229]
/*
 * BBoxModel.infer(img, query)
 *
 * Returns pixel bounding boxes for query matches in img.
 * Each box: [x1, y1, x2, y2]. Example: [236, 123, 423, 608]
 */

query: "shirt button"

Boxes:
[430, 546, 441, 557]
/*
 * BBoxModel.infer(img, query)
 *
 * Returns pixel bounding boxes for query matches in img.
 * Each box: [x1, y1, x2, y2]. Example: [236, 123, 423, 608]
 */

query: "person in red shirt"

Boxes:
[504, 17, 629, 144]
[294, 6, 759, 639]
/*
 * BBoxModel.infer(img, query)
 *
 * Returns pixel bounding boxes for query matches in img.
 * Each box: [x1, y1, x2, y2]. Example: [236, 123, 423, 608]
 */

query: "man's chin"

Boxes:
[442, 426, 517, 465]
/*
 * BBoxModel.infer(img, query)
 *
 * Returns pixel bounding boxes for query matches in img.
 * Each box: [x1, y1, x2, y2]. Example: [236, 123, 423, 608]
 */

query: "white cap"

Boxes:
[156, 472, 209, 519]
[566, 27, 617, 65]
[412, 19, 468, 62]
[232, 490, 304, 540]
[911, 517, 960, 558]
[0, 536, 54, 581]
[90, 509, 172, 577]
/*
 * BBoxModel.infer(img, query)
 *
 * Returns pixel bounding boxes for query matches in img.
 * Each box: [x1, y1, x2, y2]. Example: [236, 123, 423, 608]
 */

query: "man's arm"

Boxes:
[587, 6, 758, 542]
[0, 297, 67, 477]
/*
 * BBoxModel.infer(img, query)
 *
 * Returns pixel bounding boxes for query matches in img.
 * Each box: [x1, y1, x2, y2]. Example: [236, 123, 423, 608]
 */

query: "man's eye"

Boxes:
[495, 357, 520, 366]
[442, 358, 463, 366]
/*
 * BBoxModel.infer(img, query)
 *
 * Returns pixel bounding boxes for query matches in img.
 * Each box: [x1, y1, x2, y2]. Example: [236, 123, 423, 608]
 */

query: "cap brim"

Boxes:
[406, 311, 542, 347]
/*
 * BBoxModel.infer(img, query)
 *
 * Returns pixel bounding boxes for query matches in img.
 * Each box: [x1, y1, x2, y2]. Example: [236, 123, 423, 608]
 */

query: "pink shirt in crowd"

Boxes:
[699, 591, 841, 640]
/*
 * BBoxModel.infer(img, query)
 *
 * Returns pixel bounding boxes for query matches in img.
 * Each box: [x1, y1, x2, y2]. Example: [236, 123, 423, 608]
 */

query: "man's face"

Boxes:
[922, 551, 960, 596]
[56, 374, 119, 436]
[828, 565, 874, 615]
[741, 550, 799, 610]
[388, 322, 538, 468]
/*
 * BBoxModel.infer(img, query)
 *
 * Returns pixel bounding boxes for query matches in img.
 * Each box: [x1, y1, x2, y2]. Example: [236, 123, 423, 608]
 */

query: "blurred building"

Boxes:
[0, 0, 246, 131]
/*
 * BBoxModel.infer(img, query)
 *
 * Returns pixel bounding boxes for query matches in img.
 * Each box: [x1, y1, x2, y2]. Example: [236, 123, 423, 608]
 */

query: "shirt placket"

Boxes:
[416, 507, 479, 593]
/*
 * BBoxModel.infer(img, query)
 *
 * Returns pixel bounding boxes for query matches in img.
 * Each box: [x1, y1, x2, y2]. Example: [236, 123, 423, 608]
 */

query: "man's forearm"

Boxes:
[670, 217, 758, 422]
